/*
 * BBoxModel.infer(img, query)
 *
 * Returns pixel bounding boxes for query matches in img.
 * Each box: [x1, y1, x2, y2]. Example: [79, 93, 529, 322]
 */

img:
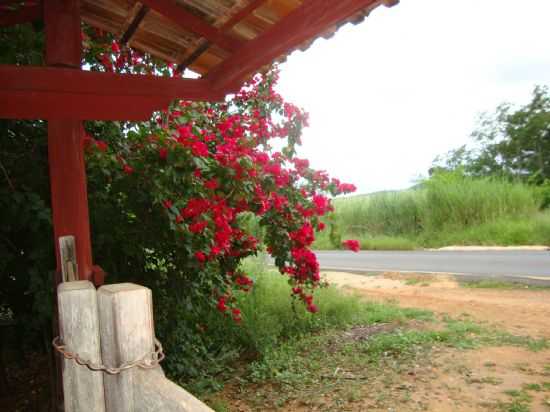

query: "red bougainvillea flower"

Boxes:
[204, 179, 219, 190]
[189, 221, 208, 233]
[338, 183, 357, 193]
[342, 239, 360, 252]
[95, 140, 108, 152]
[217, 297, 227, 312]
[191, 141, 209, 157]
[307, 303, 319, 313]
[231, 308, 242, 322]
[122, 164, 134, 175]
[159, 147, 168, 160]
[195, 251, 206, 262]
[111, 40, 121, 53]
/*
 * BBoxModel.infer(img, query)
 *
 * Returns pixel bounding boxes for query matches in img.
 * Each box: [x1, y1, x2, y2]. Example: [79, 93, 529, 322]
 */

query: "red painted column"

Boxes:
[48, 122, 94, 282]
[45, 0, 95, 282]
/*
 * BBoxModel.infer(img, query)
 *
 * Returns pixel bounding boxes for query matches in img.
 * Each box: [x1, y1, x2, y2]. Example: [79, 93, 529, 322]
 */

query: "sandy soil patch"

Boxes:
[324, 271, 550, 338]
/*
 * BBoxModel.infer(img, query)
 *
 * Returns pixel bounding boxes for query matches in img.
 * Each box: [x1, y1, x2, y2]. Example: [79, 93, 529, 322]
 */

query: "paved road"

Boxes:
[315, 250, 550, 280]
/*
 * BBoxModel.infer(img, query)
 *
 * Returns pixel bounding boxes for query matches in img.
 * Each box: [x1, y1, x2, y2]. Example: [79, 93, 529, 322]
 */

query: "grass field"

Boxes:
[315, 172, 550, 250]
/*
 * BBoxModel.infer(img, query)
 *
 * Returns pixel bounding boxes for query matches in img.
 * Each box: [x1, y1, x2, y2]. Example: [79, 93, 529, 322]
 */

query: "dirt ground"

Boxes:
[220, 272, 550, 411]
[326, 272, 550, 411]
[325, 272, 550, 339]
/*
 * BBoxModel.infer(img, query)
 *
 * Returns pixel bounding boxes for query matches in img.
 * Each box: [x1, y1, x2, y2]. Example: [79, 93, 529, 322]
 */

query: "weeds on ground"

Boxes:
[231, 315, 550, 410]
[461, 279, 550, 290]
[499, 389, 533, 412]
[191, 260, 431, 397]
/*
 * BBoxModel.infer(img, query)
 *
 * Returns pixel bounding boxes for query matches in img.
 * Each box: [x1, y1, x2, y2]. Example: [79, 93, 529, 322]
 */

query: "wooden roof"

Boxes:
[0, 0, 400, 121]
[82, 0, 399, 89]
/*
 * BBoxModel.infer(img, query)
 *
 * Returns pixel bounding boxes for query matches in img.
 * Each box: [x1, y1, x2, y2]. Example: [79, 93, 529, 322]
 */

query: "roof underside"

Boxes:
[81, 0, 398, 82]
[0, 0, 400, 120]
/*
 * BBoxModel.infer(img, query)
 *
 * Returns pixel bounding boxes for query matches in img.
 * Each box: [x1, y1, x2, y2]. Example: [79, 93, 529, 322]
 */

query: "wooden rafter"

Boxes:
[222, 0, 268, 32]
[0, 65, 223, 120]
[120, 4, 150, 45]
[176, 0, 267, 73]
[207, 0, 395, 91]
[140, 0, 243, 52]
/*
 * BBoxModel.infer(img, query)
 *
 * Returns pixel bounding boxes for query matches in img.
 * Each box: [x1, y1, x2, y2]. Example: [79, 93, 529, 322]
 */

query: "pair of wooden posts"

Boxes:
[56, 280, 213, 412]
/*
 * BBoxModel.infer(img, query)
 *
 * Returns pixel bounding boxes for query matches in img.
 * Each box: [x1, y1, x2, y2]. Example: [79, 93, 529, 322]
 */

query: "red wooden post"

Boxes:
[44, 0, 95, 283]
[48, 122, 94, 282]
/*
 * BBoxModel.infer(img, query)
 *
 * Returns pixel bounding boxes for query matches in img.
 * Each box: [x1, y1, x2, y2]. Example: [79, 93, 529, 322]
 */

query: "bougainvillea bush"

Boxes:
[82, 36, 359, 379]
[86, 65, 358, 313]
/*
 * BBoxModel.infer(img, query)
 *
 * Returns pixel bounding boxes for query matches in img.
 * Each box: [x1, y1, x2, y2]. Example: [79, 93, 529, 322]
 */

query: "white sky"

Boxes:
[275, 0, 550, 194]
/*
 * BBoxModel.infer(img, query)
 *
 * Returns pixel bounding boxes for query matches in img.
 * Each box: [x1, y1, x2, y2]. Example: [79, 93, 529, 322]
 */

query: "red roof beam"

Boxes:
[208, 0, 398, 92]
[140, 0, 243, 52]
[0, 5, 41, 27]
[0, 65, 224, 120]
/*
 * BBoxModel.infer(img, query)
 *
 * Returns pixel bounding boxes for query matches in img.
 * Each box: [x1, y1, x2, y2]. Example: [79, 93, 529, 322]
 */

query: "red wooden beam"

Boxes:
[0, 5, 41, 27]
[0, 65, 223, 120]
[140, 0, 243, 52]
[45, 0, 81, 67]
[207, 0, 395, 92]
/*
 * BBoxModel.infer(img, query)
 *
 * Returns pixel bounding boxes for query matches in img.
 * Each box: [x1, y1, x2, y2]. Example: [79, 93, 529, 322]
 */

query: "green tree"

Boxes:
[433, 85, 550, 184]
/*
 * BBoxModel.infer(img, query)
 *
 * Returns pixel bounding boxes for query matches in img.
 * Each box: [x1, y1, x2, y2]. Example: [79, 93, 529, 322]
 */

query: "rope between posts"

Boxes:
[52, 336, 165, 375]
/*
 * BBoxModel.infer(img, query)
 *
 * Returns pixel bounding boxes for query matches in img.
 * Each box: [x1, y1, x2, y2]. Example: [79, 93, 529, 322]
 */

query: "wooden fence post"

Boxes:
[98, 283, 213, 412]
[98, 284, 152, 412]
[57, 281, 105, 412]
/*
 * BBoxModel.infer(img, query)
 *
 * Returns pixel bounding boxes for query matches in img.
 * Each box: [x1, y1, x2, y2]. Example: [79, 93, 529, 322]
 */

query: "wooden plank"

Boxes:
[140, 0, 243, 52]
[134, 368, 215, 412]
[57, 281, 105, 412]
[222, 0, 267, 31]
[207, 0, 392, 91]
[59, 236, 78, 282]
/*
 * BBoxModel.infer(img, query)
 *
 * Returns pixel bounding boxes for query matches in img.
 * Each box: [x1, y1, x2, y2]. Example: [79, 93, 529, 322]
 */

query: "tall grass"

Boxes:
[204, 258, 431, 357]
[334, 190, 423, 236]
[318, 172, 548, 249]
[421, 172, 539, 232]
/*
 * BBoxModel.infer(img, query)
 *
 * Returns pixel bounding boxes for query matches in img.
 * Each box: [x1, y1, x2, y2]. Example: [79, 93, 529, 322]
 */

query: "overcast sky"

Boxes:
[275, 0, 550, 194]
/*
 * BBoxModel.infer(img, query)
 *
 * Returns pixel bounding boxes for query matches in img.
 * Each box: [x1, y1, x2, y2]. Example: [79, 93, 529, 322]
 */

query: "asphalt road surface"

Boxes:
[315, 250, 550, 281]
